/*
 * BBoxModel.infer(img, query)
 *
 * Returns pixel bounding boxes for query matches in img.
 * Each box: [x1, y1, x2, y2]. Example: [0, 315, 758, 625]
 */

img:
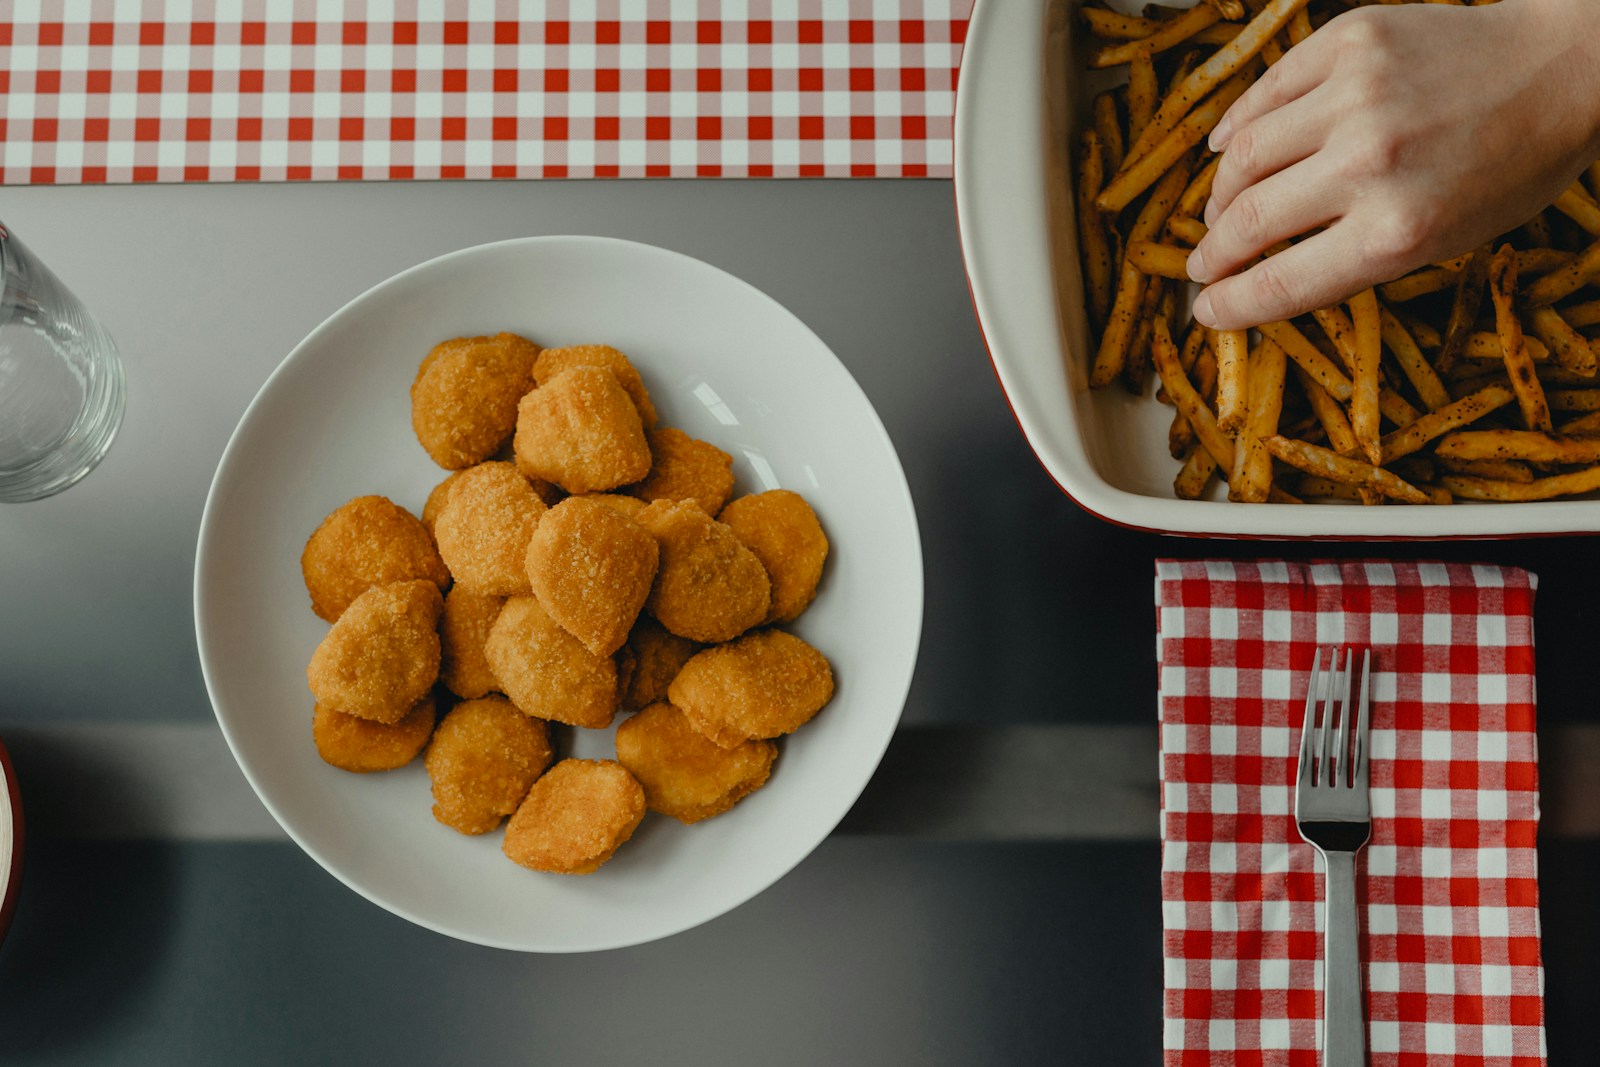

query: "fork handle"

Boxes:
[1322, 850, 1367, 1067]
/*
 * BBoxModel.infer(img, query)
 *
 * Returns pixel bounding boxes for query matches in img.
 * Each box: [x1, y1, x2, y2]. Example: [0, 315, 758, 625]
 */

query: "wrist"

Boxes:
[1513, 0, 1600, 154]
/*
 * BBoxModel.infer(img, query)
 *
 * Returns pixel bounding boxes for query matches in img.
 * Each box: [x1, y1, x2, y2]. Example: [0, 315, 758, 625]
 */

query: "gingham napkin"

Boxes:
[1155, 560, 1546, 1067]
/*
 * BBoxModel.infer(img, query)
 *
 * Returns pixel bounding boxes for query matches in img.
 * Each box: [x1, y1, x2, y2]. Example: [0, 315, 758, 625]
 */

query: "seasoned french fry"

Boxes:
[1377, 384, 1517, 463]
[1436, 429, 1600, 465]
[1524, 236, 1600, 307]
[1379, 266, 1460, 303]
[1465, 331, 1550, 362]
[1080, 6, 1161, 39]
[1097, 68, 1254, 214]
[1126, 240, 1194, 280]
[1091, 158, 1193, 388]
[1545, 389, 1600, 412]
[1553, 182, 1600, 237]
[1259, 320, 1353, 401]
[1076, 131, 1114, 329]
[1527, 306, 1597, 377]
[1231, 338, 1286, 502]
[1174, 443, 1219, 499]
[1128, 50, 1158, 146]
[1435, 456, 1536, 483]
[1434, 244, 1491, 377]
[1152, 317, 1235, 475]
[1295, 475, 1362, 501]
[1090, 3, 1223, 68]
[1564, 299, 1600, 328]
[1560, 409, 1600, 435]
[1349, 288, 1383, 463]
[1443, 466, 1600, 501]
[1379, 306, 1451, 411]
[1296, 365, 1358, 454]
[1124, 0, 1312, 168]
[1264, 436, 1432, 504]
[1286, 5, 1312, 44]
[1176, 156, 1222, 220]
[1167, 215, 1210, 246]
[1489, 244, 1552, 431]
[1397, 310, 1443, 350]
[1213, 328, 1249, 437]
[1093, 91, 1125, 174]
[1125, 280, 1167, 394]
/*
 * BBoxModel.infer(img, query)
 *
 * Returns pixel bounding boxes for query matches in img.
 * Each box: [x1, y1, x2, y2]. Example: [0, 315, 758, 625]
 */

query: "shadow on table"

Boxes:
[0, 733, 178, 1057]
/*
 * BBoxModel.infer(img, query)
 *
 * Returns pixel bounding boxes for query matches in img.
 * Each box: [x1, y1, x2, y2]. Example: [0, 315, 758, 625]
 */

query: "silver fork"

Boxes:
[1295, 647, 1373, 1067]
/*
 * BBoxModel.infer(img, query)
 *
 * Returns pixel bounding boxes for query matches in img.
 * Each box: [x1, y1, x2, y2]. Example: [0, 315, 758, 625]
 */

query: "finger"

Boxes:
[1208, 26, 1338, 152]
[1193, 224, 1374, 330]
[1205, 86, 1333, 228]
[1190, 155, 1343, 284]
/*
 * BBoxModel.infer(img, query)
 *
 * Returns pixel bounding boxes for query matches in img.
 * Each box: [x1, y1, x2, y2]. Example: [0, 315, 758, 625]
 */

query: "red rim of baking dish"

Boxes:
[0, 736, 23, 948]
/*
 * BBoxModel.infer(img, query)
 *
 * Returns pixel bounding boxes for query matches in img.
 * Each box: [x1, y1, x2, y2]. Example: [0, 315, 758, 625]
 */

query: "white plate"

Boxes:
[955, 0, 1600, 538]
[194, 235, 923, 952]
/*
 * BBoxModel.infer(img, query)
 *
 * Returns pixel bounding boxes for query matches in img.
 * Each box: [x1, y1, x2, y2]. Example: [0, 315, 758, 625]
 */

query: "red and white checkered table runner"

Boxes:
[0, 1, 971, 184]
[1156, 560, 1546, 1067]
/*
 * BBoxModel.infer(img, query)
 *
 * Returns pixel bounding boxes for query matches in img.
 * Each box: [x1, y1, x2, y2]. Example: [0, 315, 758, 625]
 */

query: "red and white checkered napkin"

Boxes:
[1155, 560, 1547, 1067]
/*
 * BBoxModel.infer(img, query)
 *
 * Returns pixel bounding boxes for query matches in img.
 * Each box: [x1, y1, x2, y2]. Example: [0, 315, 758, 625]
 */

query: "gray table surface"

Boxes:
[1, 180, 1596, 1066]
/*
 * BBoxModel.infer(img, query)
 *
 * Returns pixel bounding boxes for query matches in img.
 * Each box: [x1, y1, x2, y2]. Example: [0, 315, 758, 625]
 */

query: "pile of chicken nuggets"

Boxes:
[301, 334, 833, 876]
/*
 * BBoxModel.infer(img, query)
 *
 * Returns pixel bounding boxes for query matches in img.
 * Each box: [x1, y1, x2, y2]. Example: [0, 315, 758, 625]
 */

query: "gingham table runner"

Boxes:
[0, 1, 970, 184]
[1156, 560, 1546, 1067]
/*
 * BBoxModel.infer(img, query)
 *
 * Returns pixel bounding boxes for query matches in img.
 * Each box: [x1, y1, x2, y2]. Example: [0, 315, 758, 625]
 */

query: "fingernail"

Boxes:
[1192, 290, 1217, 328]
[1209, 116, 1233, 152]
[1204, 197, 1221, 228]
[1186, 246, 1210, 284]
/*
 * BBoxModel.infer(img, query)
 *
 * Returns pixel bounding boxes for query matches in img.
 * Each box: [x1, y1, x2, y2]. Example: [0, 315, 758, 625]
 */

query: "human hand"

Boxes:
[1186, 0, 1600, 331]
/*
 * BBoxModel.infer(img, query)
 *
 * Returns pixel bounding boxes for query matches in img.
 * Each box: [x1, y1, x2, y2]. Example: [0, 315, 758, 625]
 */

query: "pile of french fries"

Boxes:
[1077, 0, 1600, 505]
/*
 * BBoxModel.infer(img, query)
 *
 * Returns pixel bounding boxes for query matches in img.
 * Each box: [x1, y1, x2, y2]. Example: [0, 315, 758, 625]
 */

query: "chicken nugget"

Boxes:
[577, 492, 647, 519]
[439, 587, 504, 699]
[524, 497, 659, 657]
[307, 580, 443, 723]
[615, 702, 776, 824]
[420, 471, 466, 536]
[313, 696, 436, 773]
[533, 344, 658, 428]
[513, 366, 652, 494]
[718, 490, 829, 623]
[636, 499, 771, 643]
[411, 333, 540, 469]
[426, 696, 554, 835]
[301, 495, 450, 622]
[502, 759, 646, 875]
[626, 427, 735, 516]
[620, 618, 700, 712]
[433, 461, 547, 595]
[668, 630, 834, 748]
[483, 596, 619, 728]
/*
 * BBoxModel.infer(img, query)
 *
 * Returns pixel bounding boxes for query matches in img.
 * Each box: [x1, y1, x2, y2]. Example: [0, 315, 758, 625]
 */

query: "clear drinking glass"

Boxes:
[0, 222, 125, 502]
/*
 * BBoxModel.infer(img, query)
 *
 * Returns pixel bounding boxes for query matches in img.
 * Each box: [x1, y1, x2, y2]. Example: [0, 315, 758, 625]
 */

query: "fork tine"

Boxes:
[1335, 647, 1353, 788]
[1354, 647, 1372, 787]
[1298, 648, 1321, 785]
[1316, 648, 1339, 787]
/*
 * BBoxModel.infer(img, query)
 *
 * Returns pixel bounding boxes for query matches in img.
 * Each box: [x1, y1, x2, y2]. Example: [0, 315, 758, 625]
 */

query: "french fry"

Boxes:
[1259, 320, 1354, 401]
[1093, 91, 1125, 174]
[1096, 67, 1254, 214]
[1090, 3, 1224, 68]
[1286, 5, 1312, 44]
[1524, 235, 1600, 307]
[1174, 443, 1219, 499]
[1080, 6, 1162, 39]
[1489, 243, 1552, 431]
[1379, 306, 1451, 411]
[1231, 337, 1286, 502]
[1377, 384, 1517, 462]
[1264, 436, 1432, 504]
[1213, 327, 1249, 437]
[1379, 266, 1460, 303]
[1564, 298, 1600, 328]
[1076, 132, 1115, 330]
[1295, 475, 1362, 501]
[1465, 331, 1550, 362]
[1435, 456, 1536, 483]
[1554, 182, 1600, 237]
[1560, 409, 1600, 435]
[1176, 156, 1223, 220]
[1436, 429, 1600, 465]
[1545, 389, 1600, 412]
[1125, 240, 1194, 280]
[1127, 49, 1158, 145]
[1167, 215, 1210, 246]
[1349, 288, 1383, 462]
[1090, 157, 1194, 387]
[1125, 280, 1167, 394]
[1527, 305, 1597, 377]
[1397, 310, 1443, 350]
[1442, 466, 1600, 501]
[1434, 244, 1491, 376]
[1296, 365, 1358, 454]
[1152, 316, 1235, 475]
[1123, 0, 1312, 168]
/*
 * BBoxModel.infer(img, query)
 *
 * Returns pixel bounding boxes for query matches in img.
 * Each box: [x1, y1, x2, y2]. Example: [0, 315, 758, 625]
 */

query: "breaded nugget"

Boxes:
[301, 495, 450, 622]
[513, 366, 652, 494]
[502, 759, 646, 875]
[635, 499, 771, 643]
[533, 344, 658, 428]
[411, 333, 540, 469]
[307, 580, 443, 723]
[524, 497, 659, 657]
[439, 587, 504, 699]
[483, 596, 619, 728]
[718, 490, 829, 623]
[433, 461, 547, 595]
[420, 471, 466, 536]
[426, 696, 554, 835]
[620, 617, 700, 711]
[578, 492, 647, 519]
[626, 427, 736, 516]
[668, 630, 834, 748]
[615, 702, 776, 824]
[313, 695, 436, 773]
